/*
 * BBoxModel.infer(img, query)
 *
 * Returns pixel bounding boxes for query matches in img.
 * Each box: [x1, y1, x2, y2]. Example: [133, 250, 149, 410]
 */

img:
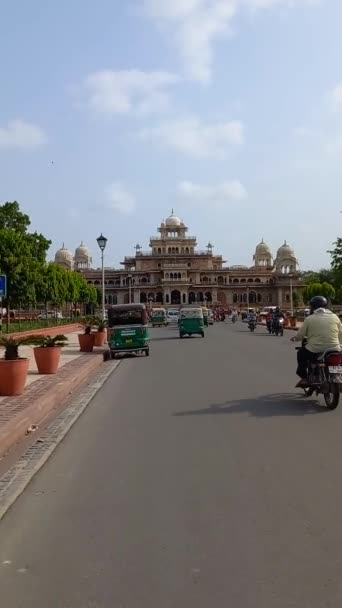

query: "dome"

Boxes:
[276, 240, 295, 258]
[255, 239, 271, 255]
[165, 210, 181, 227]
[75, 241, 90, 258]
[55, 244, 73, 263]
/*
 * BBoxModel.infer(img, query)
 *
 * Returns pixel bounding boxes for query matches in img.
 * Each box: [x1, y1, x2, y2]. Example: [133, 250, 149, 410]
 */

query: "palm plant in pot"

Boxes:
[78, 317, 95, 352]
[31, 334, 68, 374]
[93, 317, 107, 347]
[0, 335, 36, 396]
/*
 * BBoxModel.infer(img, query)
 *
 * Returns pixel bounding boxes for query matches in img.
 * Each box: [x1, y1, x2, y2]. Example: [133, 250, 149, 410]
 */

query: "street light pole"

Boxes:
[96, 233, 108, 320]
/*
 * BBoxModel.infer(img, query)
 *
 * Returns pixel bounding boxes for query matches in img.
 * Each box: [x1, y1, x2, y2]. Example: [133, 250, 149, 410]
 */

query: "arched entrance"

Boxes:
[140, 292, 147, 303]
[197, 292, 204, 303]
[217, 290, 226, 304]
[171, 290, 181, 305]
[189, 292, 196, 304]
[249, 291, 257, 304]
[156, 292, 163, 303]
[205, 291, 212, 303]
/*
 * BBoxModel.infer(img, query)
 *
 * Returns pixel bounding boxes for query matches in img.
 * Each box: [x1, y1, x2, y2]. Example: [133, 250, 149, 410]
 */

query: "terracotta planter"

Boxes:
[78, 333, 94, 352]
[34, 346, 61, 374]
[0, 358, 29, 396]
[94, 331, 106, 347]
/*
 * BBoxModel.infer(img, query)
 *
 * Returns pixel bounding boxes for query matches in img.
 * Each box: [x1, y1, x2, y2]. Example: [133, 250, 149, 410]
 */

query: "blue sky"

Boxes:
[0, 0, 341, 270]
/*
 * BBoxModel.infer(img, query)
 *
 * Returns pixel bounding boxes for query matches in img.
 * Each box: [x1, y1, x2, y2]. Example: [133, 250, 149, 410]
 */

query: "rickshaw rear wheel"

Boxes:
[145, 349, 150, 356]
[201, 332, 205, 338]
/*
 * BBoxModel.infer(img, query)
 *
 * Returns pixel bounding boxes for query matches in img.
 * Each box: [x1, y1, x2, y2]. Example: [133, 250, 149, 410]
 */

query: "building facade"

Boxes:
[54, 212, 303, 309]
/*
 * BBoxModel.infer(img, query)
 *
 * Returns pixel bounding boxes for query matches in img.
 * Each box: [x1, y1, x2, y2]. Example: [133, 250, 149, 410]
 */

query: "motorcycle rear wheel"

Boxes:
[324, 384, 340, 409]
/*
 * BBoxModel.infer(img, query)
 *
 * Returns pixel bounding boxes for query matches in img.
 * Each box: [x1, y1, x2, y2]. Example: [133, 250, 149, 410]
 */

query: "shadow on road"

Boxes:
[173, 393, 329, 418]
[150, 336, 180, 342]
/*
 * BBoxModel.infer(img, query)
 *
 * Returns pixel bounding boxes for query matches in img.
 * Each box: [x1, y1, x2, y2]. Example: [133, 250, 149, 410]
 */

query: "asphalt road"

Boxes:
[1, 321, 342, 607]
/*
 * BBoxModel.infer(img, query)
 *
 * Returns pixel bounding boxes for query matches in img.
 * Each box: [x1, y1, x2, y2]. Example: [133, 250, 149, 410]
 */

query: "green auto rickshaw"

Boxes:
[105, 304, 150, 359]
[179, 307, 205, 338]
[151, 307, 168, 327]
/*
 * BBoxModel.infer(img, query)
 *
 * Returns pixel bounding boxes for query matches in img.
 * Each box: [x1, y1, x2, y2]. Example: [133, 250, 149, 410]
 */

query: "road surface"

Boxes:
[1, 321, 342, 607]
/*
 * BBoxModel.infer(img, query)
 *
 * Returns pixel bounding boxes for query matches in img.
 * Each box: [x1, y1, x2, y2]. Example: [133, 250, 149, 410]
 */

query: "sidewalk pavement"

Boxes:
[0, 331, 83, 403]
[0, 331, 108, 460]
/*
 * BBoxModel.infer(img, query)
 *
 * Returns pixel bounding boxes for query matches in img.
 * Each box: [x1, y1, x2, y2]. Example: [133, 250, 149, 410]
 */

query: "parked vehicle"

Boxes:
[105, 304, 150, 358]
[296, 346, 342, 409]
[208, 310, 214, 325]
[151, 308, 168, 327]
[38, 311, 63, 320]
[179, 307, 205, 338]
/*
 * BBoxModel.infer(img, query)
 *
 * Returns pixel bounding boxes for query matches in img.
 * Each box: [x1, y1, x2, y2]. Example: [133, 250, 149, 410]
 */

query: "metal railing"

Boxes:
[150, 235, 197, 241]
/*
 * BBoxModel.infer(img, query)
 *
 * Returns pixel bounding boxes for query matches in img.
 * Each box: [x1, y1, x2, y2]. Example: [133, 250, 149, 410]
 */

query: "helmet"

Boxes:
[310, 296, 328, 310]
[275, 306, 280, 313]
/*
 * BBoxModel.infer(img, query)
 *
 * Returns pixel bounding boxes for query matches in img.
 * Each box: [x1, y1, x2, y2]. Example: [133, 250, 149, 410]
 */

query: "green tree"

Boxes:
[0, 201, 30, 232]
[302, 282, 335, 304]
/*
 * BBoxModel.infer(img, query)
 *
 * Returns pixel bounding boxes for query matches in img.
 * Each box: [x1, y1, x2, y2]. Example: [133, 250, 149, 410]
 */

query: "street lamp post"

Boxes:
[96, 233, 108, 320]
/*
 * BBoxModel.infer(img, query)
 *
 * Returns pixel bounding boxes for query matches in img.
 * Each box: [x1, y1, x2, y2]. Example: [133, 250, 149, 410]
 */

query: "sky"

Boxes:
[0, 0, 341, 270]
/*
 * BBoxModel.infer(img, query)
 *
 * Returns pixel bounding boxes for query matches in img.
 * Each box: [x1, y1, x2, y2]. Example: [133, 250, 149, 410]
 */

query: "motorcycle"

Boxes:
[248, 318, 257, 332]
[272, 317, 284, 336]
[296, 346, 342, 409]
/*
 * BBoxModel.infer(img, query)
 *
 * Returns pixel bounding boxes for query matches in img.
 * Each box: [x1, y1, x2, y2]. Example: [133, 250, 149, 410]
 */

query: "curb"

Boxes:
[0, 360, 120, 521]
[0, 351, 104, 460]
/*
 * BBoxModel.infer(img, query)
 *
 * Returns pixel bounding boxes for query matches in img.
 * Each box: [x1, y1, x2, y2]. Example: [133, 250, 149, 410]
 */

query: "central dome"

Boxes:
[165, 210, 181, 227]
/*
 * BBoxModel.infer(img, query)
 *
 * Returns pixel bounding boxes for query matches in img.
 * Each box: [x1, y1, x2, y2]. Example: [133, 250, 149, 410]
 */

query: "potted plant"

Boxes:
[31, 334, 68, 374]
[78, 317, 95, 352]
[93, 317, 107, 347]
[0, 336, 36, 396]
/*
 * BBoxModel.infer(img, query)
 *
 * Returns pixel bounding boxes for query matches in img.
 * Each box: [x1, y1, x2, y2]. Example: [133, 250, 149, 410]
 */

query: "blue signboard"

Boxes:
[0, 275, 7, 298]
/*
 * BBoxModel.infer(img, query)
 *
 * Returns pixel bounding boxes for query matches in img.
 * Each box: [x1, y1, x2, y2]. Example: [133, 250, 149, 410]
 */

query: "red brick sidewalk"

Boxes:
[0, 350, 106, 460]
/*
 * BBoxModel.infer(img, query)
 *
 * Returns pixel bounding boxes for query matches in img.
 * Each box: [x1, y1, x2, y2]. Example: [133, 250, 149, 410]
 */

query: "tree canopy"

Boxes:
[0, 201, 97, 311]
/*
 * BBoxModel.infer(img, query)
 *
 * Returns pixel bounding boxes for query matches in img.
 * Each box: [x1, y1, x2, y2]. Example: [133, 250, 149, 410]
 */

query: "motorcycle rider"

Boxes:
[291, 296, 342, 387]
[272, 306, 285, 332]
[247, 309, 257, 326]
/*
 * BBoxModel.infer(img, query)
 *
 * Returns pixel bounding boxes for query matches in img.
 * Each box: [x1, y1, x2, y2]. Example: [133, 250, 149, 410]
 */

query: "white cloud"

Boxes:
[329, 83, 342, 112]
[144, 0, 237, 83]
[140, 117, 244, 157]
[105, 182, 136, 214]
[82, 69, 179, 115]
[143, 0, 318, 82]
[179, 179, 247, 205]
[0, 119, 47, 148]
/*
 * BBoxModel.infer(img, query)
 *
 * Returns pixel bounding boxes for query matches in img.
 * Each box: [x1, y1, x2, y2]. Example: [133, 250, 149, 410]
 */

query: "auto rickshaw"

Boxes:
[202, 306, 209, 327]
[105, 304, 150, 359]
[151, 307, 168, 327]
[179, 307, 205, 338]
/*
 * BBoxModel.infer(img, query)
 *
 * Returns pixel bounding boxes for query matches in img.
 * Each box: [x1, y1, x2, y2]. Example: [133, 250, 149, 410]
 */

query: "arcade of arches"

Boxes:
[78, 213, 304, 310]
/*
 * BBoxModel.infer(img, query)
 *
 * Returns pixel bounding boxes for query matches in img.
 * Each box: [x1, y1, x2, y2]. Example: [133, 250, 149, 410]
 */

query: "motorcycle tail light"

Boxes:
[326, 354, 342, 365]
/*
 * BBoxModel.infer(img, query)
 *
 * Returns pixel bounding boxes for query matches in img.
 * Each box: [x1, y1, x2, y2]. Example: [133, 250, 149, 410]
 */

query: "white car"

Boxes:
[167, 310, 180, 324]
